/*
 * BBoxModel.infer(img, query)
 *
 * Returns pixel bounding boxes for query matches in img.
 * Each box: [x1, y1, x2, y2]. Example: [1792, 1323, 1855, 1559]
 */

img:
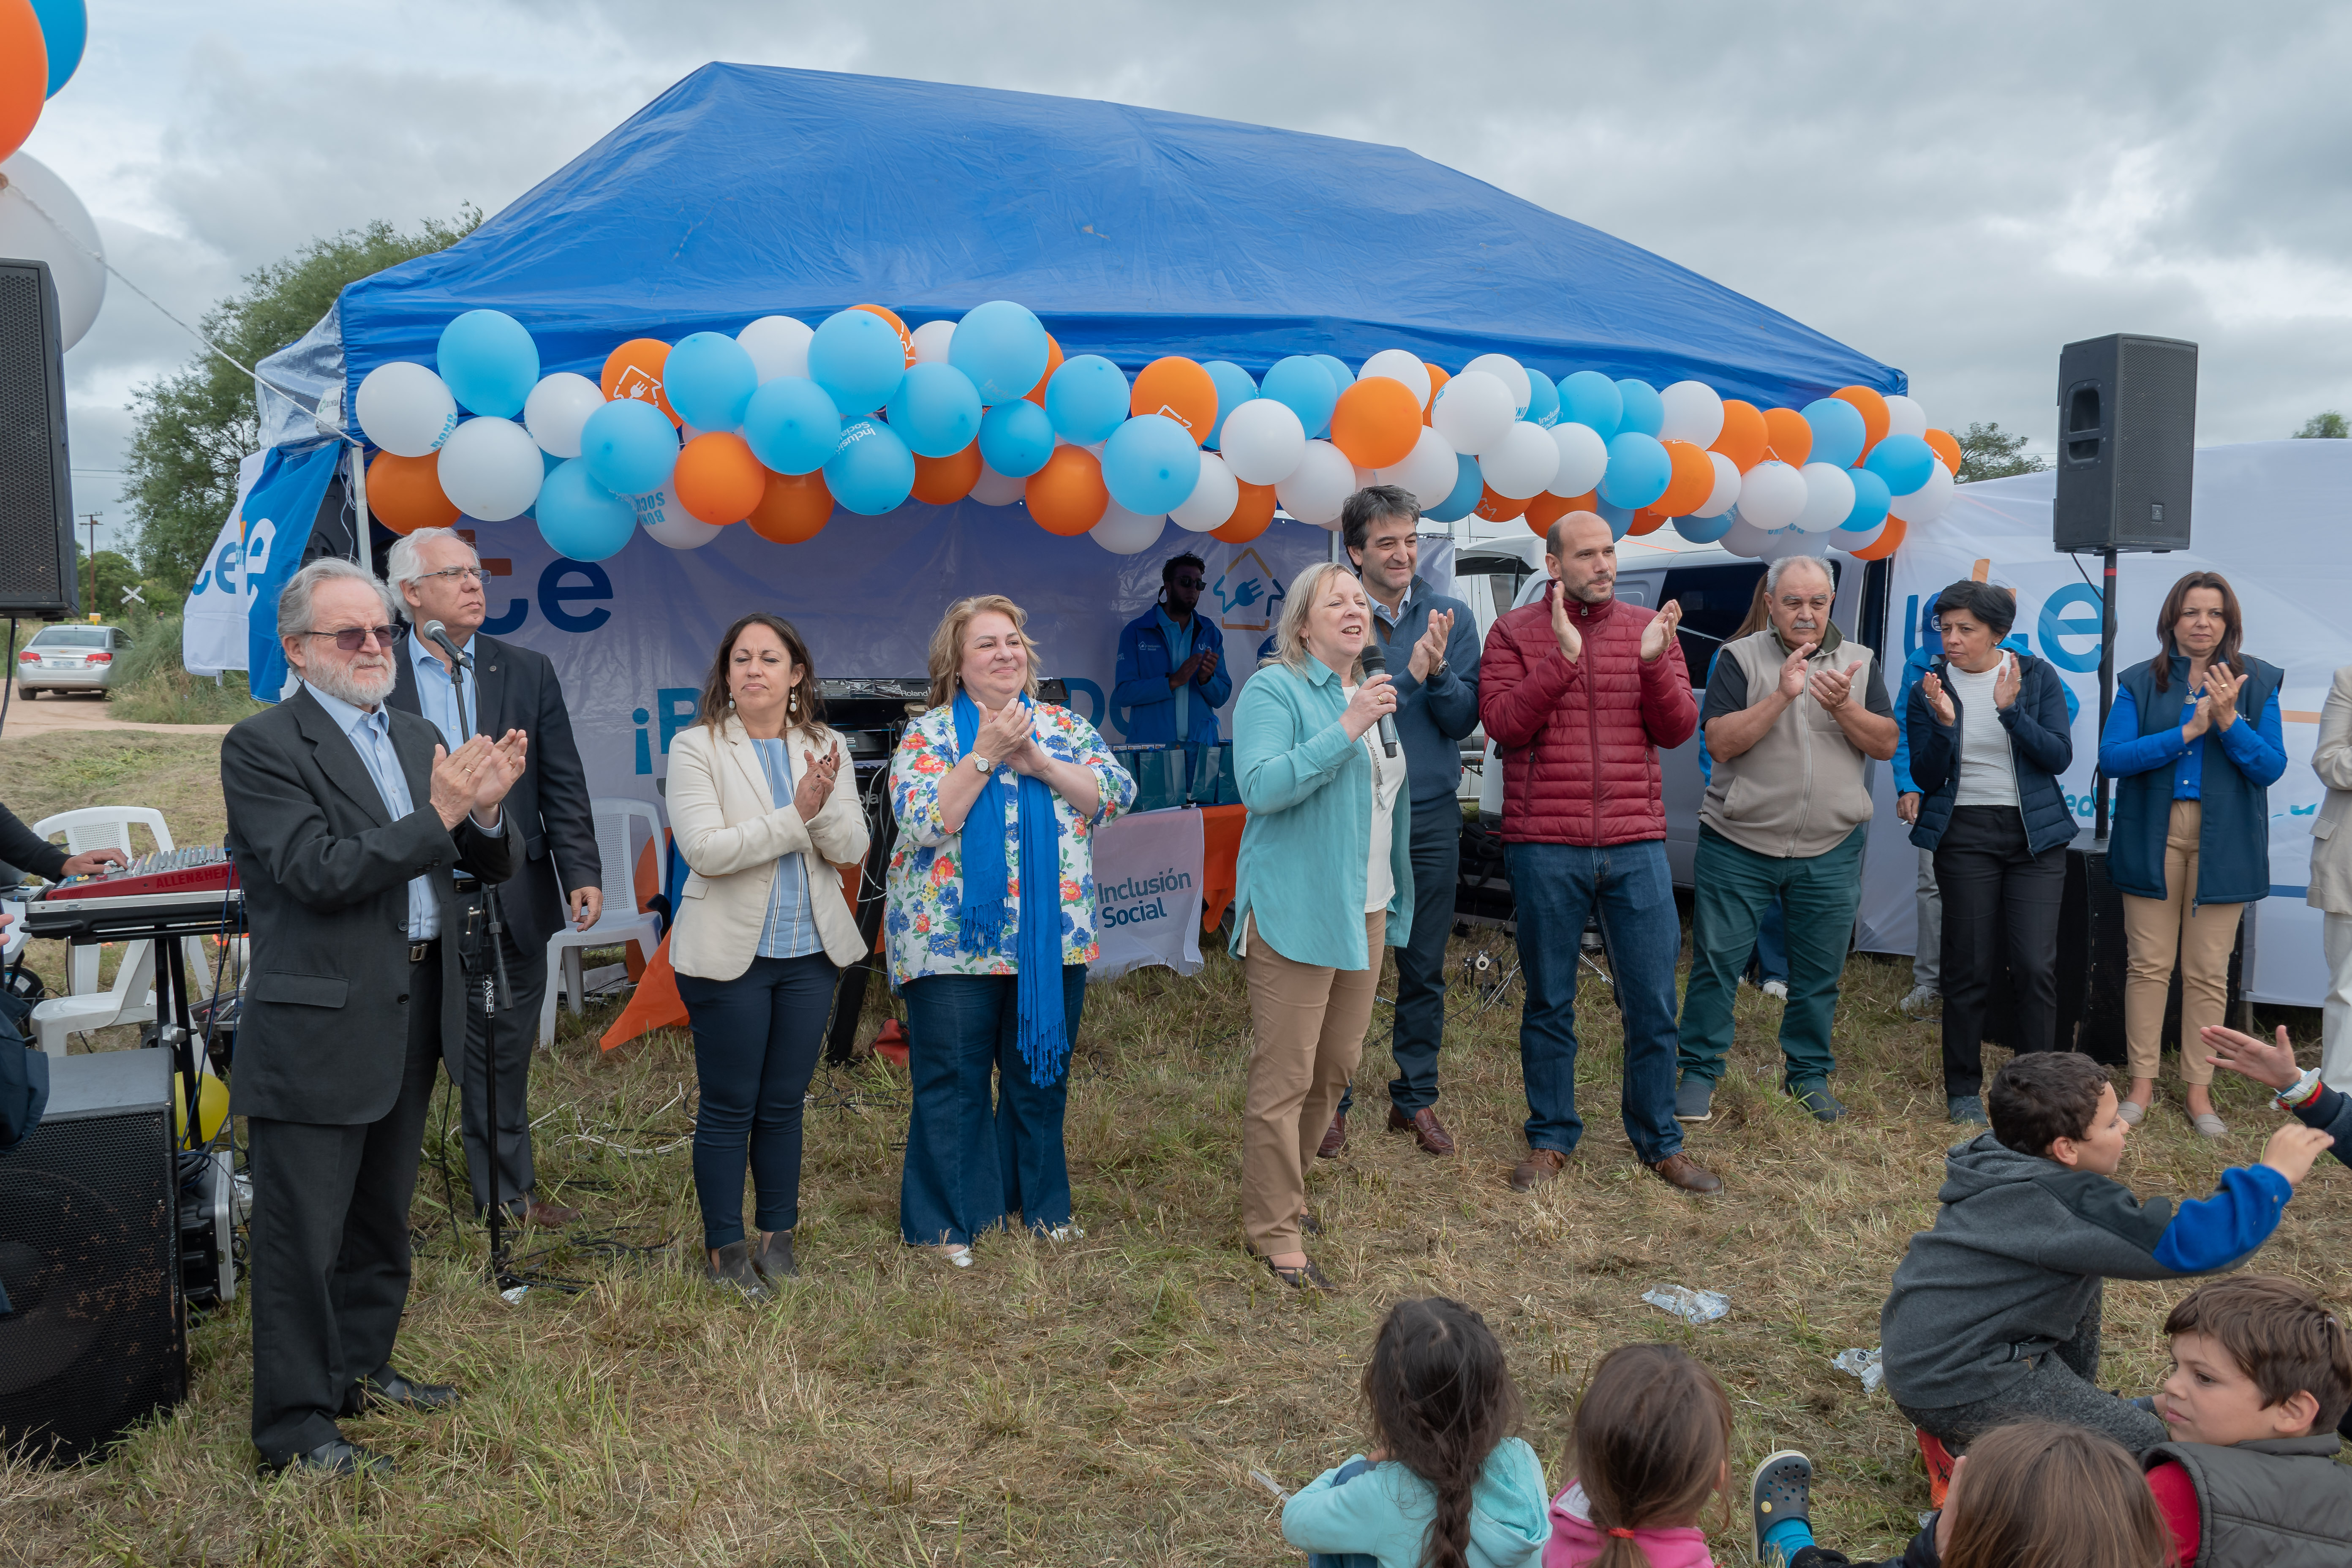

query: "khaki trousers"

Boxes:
[1240, 911, 1384, 1257]
[2121, 800, 2242, 1086]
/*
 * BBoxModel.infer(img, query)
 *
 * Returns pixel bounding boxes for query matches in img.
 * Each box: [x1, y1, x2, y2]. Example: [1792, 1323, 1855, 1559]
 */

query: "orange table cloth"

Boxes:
[1196, 804, 1247, 932]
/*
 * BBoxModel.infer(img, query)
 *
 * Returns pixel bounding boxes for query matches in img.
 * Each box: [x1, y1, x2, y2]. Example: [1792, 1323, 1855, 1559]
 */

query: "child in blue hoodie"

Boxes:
[1282, 1296, 1551, 1568]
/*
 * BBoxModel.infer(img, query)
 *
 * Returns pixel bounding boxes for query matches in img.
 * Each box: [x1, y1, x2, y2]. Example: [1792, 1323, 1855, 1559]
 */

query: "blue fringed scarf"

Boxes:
[953, 690, 1070, 1085]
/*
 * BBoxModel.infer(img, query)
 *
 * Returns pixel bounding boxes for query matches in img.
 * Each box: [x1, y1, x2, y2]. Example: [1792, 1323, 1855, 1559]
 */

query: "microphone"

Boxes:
[1357, 636, 1400, 759]
[421, 620, 472, 669]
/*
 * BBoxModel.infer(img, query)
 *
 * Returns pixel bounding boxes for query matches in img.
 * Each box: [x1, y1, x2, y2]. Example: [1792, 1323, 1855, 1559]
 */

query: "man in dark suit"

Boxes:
[223, 557, 523, 1476]
[387, 528, 603, 1229]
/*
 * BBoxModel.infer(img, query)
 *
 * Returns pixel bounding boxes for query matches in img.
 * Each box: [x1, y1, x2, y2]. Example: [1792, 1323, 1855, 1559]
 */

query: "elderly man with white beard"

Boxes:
[1672, 554, 1897, 1126]
[221, 558, 524, 1477]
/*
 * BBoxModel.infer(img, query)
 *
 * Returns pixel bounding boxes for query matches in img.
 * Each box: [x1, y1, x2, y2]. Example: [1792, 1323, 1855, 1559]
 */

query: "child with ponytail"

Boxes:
[1546, 1344, 1732, 1568]
[1281, 1297, 1552, 1568]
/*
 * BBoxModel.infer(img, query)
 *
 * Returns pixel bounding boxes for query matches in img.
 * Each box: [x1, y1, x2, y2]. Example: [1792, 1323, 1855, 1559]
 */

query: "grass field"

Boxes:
[3, 738, 2344, 1566]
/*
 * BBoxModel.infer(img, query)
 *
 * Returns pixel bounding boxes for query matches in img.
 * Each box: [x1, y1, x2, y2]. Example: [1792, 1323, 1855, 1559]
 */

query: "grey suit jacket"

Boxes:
[221, 686, 516, 1125]
[2312, 663, 2352, 916]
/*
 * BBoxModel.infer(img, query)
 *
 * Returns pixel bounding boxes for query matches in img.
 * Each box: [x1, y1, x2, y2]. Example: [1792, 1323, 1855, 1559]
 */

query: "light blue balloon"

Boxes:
[807, 309, 906, 415]
[1613, 379, 1664, 438]
[885, 362, 984, 458]
[1043, 355, 1130, 445]
[535, 458, 638, 563]
[948, 301, 1052, 405]
[580, 398, 678, 497]
[1101, 414, 1202, 516]
[1594, 498, 1635, 541]
[435, 310, 539, 419]
[1309, 354, 1355, 400]
[741, 376, 841, 476]
[1862, 433, 1936, 497]
[1674, 510, 1735, 544]
[664, 332, 760, 432]
[1841, 467, 1892, 535]
[1598, 431, 1671, 510]
[1559, 372, 1623, 441]
[1261, 357, 1340, 438]
[31, 0, 86, 98]
[1202, 361, 1259, 450]
[1525, 370, 1560, 429]
[1803, 398, 1868, 470]
[825, 418, 916, 515]
[1424, 455, 1484, 523]
[978, 399, 1054, 478]
[519, 449, 564, 521]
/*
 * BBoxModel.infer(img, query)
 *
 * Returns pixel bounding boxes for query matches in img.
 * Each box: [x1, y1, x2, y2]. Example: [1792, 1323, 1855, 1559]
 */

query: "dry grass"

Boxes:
[0, 731, 231, 851]
[4, 740, 2345, 1564]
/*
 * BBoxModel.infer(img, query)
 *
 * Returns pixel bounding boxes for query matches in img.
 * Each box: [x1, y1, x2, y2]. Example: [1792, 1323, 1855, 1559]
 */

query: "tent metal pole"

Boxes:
[347, 445, 371, 561]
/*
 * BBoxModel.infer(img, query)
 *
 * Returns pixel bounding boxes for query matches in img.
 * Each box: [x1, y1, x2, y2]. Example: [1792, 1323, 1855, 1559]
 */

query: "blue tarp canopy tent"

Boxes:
[259, 63, 1899, 444]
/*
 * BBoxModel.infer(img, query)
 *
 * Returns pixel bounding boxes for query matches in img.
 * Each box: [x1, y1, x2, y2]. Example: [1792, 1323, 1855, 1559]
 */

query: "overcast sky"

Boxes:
[30, 0, 2352, 561]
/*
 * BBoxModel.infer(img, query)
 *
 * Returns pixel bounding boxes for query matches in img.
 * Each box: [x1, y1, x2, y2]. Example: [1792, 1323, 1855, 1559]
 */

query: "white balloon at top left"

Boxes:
[355, 362, 459, 457]
[0, 152, 106, 349]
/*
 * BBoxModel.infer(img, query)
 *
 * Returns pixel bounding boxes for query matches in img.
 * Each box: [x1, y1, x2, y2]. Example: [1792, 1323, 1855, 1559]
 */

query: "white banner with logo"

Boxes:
[1087, 806, 1206, 980]
[182, 451, 267, 677]
[1861, 441, 2352, 1006]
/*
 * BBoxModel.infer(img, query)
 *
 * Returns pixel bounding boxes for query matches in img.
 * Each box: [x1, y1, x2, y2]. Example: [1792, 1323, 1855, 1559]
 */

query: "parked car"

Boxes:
[15, 623, 124, 698]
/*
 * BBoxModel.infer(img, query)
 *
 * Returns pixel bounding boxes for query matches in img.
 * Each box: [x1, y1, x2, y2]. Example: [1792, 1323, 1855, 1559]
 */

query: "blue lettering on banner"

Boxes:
[1060, 676, 1105, 730]
[2039, 583, 2104, 673]
[1102, 898, 1169, 926]
[633, 706, 653, 776]
[480, 593, 529, 636]
[657, 688, 700, 754]
[540, 561, 614, 633]
[1097, 864, 1193, 927]
[193, 539, 242, 596]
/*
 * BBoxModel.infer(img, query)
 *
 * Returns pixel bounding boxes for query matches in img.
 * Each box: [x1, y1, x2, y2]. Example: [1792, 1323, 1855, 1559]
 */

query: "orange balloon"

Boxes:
[1328, 376, 1423, 470]
[910, 441, 983, 505]
[1026, 444, 1108, 536]
[1711, 400, 1770, 471]
[1024, 333, 1065, 408]
[1423, 364, 1451, 425]
[1833, 387, 1892, 457]
[1213, 480, 1277, 543]
[672, 432, 768, 524]
[1474, 484, 1527, 523]
[1522, 492, 1575, 537]
[1130, 357, 1220, 444]
[603, 339, 678, 425]
[1849, 515, 1907, 561]
[745, 470, 833, 544]
[1654, 439, 1716, 516]
[851, 304, 915, 366]
[367, 452, 460, 534]
[1925, 428, 1962, 475]
[1761, 407, 1813, 468]
[0, 0, 43, 165]
[1628, 508, 1670, 536]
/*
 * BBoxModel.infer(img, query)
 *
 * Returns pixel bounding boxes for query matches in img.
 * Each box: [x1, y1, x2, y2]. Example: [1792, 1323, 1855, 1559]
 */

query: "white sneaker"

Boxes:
[1761, 980, 1788, 1002]
[1898, 986, 1941, 1019]
[1045, 1224, 1086, 1243]
[933, 1244, 974, 1269]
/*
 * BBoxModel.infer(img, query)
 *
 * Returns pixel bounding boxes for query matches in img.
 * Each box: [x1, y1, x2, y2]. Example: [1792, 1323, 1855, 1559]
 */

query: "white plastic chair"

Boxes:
[30, 938, 155, 1058]
[33, 806, 174, 997]
[539, 797, 664, 1048]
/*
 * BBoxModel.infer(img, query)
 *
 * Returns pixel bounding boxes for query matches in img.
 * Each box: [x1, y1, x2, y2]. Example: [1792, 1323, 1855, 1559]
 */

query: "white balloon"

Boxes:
[0, 153, 105, 350]
[1481, 421, 1561, 500]
[970, 462, 1026, 506]
[1462, 354, 1531, 417]
[1766, 529, 1832, 562]
[1171, 452, 1240, 531]
[1657, 381, 1726, 447]
[1794, 463, 1857, 533]
[1376, 426, 1459, 509]
[1220, 397, 1308, 485]
[435, 417, 545, 522]
[522, 373, 605, 459]
[1275, 439, 1356, 528]
[1545, 422, 1610, 497]
[1734, 460, 1808, 531]
[1891, 457, 1955, 524]
[636, 487, 723, 548]
[737, 315, 814, 381]
[1089, 501, 1167, 555]
[1827, 517, 1888, 552]
[1690, 451, 1742, 518]
[1358, 348, 1432, 409]
[1431, 370, 1515, 457]
[1881, 394, 1928, 440]
[356, 361, 460, 457]
[910, 319, 956, 364]
[1718, 514, 1773, 558]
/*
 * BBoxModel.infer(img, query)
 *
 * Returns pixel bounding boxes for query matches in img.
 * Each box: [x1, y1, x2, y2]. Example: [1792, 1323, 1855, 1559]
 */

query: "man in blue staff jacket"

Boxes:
[1113, 552, 1232, 745]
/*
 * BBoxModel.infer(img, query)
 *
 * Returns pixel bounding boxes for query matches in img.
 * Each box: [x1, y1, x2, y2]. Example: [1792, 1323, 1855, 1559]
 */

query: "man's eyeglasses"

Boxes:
[416, 566, 487, 585]
[305, 625, 406, 652]
[1169, 576, 1206, 590]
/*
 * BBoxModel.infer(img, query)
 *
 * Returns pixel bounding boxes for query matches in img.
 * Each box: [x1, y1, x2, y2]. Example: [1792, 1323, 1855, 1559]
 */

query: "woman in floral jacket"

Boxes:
[886, 594, 1134, 1266]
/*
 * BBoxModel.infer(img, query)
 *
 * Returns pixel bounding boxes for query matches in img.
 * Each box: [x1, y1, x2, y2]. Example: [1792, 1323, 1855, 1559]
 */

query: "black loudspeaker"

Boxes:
[2053, 333, 2198, 554]
[0, 258, 79, 618]
[0, 1049, 188, 1464]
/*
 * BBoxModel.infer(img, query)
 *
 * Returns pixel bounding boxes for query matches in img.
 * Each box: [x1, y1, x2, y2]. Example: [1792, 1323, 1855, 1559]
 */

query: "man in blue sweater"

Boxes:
[1111, 553, 1232, 746]
[1326, 486, 1484, 1157]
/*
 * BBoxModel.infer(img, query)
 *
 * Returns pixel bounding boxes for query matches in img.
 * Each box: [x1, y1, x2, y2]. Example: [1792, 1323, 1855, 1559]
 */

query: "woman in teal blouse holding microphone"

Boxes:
[1231, 561, 1413, 1290]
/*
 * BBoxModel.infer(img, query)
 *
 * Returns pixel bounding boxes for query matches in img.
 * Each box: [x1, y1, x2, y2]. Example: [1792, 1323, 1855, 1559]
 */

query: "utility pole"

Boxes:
[80, 513, 101, 618]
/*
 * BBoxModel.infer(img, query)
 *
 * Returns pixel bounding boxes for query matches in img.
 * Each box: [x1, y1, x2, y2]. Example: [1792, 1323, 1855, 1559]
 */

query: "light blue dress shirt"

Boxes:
[407, 632, 476, 751]
[1154, 607, 1196, 743]
[749, 737, 821, 960]
[304, 681, 440, 940]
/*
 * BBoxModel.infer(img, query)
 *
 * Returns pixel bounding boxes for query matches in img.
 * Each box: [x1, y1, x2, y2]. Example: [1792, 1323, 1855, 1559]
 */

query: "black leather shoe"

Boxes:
[260, 1438, 393, 1478]
[339, 1368, 460, 1418]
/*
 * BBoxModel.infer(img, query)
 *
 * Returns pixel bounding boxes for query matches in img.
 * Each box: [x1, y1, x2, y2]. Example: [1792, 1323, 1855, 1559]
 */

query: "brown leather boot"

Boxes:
[1317, 1110, 1348, 1158]
[1388, 1104, 1456, 1156]
[1648, 1152, 1723, 1195]
[1509, 1147, 1568, 1192]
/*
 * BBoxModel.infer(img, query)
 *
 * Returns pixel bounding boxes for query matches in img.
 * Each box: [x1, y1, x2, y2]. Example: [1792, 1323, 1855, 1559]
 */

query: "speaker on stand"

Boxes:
[0, 257, 80, 621]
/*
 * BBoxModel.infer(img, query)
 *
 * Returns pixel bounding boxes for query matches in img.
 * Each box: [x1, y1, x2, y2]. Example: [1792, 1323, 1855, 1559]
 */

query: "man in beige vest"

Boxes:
[2312, 661, 2352, 1089]
[1674, 555, 1897, 1123]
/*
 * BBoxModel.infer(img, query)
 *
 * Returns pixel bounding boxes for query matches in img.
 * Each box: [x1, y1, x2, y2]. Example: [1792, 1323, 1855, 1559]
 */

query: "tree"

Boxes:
[122, 210, 480, 597]
[75, 548, 145, 621]
[1955, 421, 2049, 484]
[2294, 411, 2348, 438]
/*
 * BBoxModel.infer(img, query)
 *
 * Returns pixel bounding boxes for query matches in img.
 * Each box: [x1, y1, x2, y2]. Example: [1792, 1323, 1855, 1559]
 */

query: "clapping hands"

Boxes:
[1639, 600, 1684, 665]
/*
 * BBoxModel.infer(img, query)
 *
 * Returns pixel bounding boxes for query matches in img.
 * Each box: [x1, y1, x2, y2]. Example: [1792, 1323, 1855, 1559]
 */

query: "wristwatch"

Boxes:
[968, 752, 994, 773]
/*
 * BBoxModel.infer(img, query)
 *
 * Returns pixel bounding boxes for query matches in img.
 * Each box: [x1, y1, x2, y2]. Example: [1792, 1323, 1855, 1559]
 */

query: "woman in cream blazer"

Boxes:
[2311, 662, 2352, 1090]
[667, 612, 869, 1296]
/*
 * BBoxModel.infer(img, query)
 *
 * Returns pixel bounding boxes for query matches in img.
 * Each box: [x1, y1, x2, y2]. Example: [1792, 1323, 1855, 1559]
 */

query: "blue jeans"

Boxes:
[1504, 838, 1684, 1163]
[675, 952, 839, 1251]
[898, 966, 1087, 1247]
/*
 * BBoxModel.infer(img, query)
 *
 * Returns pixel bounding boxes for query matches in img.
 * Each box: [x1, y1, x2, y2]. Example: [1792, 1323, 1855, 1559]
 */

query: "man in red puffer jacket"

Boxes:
[1480, 510, 1720, 1195]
